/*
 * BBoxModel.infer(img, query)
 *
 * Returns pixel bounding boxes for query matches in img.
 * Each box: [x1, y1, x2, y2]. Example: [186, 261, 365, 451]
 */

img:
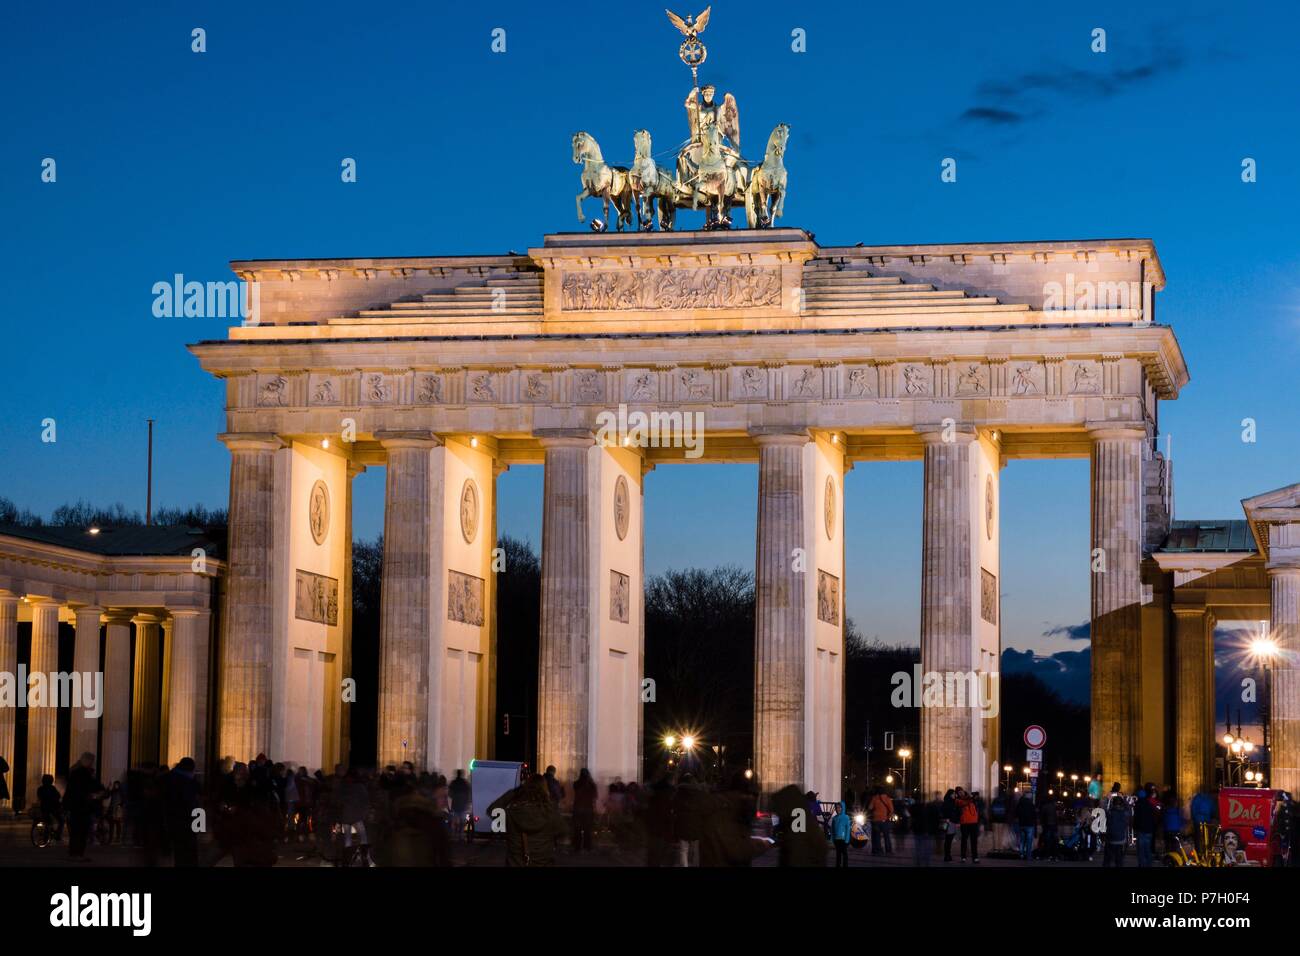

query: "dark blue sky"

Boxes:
[2, 2, 1297, 666]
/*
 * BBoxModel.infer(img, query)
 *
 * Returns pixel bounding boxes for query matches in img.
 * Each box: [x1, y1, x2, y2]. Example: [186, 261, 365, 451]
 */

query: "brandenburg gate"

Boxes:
[190, 228, 1195, 798]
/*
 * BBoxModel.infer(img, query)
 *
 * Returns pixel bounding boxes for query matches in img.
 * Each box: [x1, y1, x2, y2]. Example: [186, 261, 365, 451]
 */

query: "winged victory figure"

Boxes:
[665, 5, 711, 40]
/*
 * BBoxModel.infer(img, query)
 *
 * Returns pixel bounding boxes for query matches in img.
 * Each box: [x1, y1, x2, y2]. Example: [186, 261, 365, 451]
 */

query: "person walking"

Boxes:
[830, 801, 852, 867]
[1015, 791, 1037, 860]
[1104, 795, 1130, 867]
[868, 787, 894, 855]
[955, 786, 980, 862]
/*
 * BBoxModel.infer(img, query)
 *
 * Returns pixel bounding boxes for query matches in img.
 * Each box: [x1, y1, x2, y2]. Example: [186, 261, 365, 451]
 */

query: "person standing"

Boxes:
[1039, 796, 1059, 861]
[1104, 795, 1130, 867]
[868, 787, 894, 855]
[1161, 789, 1184, 858]
[571, 768, 598, 853]
[672, 772, 705, 866]
[955, 787, 980, 863]
[449, 769, 471, 841]
[942, 789, 959, 861]
[1132, 784, 1159, 867]
[1190, 788, 1214, 857]
[64, 753, 105, 861]
[1015, 792, 1037, 860]
[164, 757, 201, 866]
[912, 793, 938, 866]
[830, 801, 852, 867]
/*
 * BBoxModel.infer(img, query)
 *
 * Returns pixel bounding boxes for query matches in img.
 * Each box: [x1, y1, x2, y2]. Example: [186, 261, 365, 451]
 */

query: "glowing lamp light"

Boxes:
[470, 436, 479, 448]
[682, 735, 696, 750]
[885, 774, 894, 784]
[663, 735, 676, 748]
[321, 438, 330, 449]
[744, 769, 753, 780]
[87, 526, 100, 535]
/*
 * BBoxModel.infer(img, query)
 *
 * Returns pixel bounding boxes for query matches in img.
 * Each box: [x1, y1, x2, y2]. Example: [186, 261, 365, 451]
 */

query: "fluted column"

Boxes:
[753, 433, 809, 792]
[25, 597, 61, 806]
[1173, 606, 1212, 800]
[376, 432, 438, 769]
[919, 432, 975, 795]
[1089, 425, 1146, 792]
[131, 613, 162, 766]
[101, 614, 132, 787]
[219, 434, 282, 761]
[537, 435, 595, 788]
[165, 610, 204, 766]
[0, 592, 17, 808]
[71, 606, 103, 762]
[1270, 567, 1300, 793]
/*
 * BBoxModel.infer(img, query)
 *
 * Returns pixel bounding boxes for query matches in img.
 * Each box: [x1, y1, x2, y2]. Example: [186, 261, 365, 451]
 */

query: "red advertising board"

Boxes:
[1218, 788, 1278, 866]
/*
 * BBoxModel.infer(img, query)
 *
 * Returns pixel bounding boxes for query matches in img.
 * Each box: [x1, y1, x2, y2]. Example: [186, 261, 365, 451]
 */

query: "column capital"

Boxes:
[102, 610, 134, 626]
[219, 432, 287, 453]
[166, 608, 204, 619]
[915, 424, 976, 444]
[1266, 563, 1300, 579]
[375, 429, 441, 450]
[1172, 605, 1208, 619]
[534, 429, 595, 448]
[24, 595, 61, 609]
[131, 612, 163, 626]
[1085, 423, 1148, 442]
[749, 429, 810, 446]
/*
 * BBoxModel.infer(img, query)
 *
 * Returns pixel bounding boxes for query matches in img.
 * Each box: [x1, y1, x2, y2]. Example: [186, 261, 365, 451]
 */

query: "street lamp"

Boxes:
[1002, 764, 1013, 793]
[898, 747, 912, 792]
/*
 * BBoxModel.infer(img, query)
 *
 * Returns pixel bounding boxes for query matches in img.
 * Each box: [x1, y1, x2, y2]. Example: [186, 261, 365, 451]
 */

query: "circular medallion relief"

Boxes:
[985, 474, 995, 540]
[824, 476, 837, 540]
[460, 478, 480, 544]
[613, 475, 630, 541]
[308, 480, 330, 545]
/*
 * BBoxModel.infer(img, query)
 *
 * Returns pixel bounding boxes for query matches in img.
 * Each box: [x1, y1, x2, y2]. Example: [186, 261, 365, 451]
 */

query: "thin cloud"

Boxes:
[1044, 621, 1090, 641]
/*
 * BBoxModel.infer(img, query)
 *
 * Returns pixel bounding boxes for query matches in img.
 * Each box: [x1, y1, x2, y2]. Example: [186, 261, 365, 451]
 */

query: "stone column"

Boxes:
[70, 606, 103, 763]
[1270, 566, 1300, 793]
[219, 434, 282, 762]
[165, 610, 204, 766]
[131, 613, 162, 767]
[1089, 425, 1146, 792]
[159, 616, 174, 764]
[536, 435, 595, 788]
[918, 431, 974, 796]
[0, 592, 17, 808]
[376, 432, 439, 769]
[340, 461, 365, 768]
[25, 597, 61, 806]
[753, 433, 809, 792]
[101, 614, 132, 787]
[1173, 606, 1212, 800]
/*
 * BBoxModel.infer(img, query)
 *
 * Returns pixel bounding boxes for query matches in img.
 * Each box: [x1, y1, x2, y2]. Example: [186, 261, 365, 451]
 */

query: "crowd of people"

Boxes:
[11, 748, 1293, 868]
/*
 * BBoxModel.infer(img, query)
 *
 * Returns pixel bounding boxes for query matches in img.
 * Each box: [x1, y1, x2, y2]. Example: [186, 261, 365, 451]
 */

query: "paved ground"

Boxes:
[0, 816, 1106, 868]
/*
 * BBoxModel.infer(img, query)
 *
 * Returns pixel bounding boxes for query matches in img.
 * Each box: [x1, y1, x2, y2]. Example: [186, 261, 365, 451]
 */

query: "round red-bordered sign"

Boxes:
[1024, 725, 1047, 749]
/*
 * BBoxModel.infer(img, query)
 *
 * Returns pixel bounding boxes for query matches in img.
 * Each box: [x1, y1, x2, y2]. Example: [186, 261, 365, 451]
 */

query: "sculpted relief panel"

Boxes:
[448, 570, 485, 627]
[295, 570, 339, 626]
[560, 267, 782, 312]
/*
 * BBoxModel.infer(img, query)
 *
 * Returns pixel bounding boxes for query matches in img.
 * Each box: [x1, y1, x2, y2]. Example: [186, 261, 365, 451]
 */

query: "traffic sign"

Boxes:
[1023, 725, 1047, 749]
[1026, 748, 1043, 762]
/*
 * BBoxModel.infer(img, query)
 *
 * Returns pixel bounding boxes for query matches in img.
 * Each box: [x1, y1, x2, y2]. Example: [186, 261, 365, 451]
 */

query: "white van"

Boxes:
[469, 760, 525, 836]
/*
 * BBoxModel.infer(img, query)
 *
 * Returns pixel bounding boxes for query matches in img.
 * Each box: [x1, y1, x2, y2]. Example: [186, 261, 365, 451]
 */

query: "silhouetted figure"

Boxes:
[164, 757, 201, 866]
[488, 775, 566, 866]
[572, 768, 598, 852]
